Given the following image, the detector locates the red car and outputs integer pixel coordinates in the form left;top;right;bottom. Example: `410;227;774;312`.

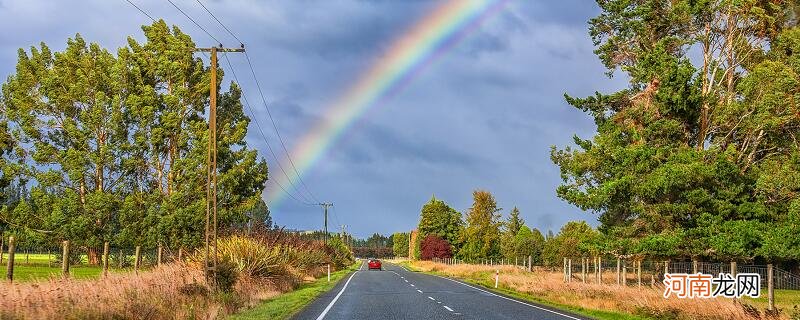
367;259;382;270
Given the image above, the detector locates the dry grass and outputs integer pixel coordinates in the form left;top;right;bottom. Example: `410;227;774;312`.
0;262;298;320
0;262;216;320
412;261;785;320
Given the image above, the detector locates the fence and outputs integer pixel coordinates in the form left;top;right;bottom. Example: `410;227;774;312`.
1;236;188;283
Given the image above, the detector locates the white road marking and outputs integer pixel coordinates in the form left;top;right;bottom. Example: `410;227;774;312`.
428;296;435;301
315;271;359;320
404;279;409;283
437;301;441;304
416;289;423;293
410;284;415;287
443;306;454;312
432;275;582;320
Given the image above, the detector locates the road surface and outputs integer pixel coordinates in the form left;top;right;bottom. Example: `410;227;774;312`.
292;261;590;320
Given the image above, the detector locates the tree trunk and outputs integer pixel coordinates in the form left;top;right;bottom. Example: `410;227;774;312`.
87;247;100;265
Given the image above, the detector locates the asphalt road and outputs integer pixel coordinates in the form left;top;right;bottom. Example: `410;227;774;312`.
292;261;591;320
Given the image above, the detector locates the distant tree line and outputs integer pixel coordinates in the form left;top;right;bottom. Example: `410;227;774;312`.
0;20;268;263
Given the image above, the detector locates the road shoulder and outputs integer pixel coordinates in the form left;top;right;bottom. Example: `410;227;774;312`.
228;262;360;320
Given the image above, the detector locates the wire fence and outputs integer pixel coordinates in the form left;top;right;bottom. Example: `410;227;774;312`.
0;237;189;282
427;256;800;291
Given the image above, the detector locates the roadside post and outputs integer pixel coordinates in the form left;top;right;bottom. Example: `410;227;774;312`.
495;269;499;288
328;264;331;282
6;236;15;282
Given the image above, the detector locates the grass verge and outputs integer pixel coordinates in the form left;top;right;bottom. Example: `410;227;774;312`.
228;262;360;320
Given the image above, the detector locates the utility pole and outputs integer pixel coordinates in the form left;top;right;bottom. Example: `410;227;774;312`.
196;44;245;287
318;202;333;244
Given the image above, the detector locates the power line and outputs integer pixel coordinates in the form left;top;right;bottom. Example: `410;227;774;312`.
123;0;156;22
121;0;322;207
166;0;224;45
194;0;244;45
243;52;321;203
221;53;316;206
190;0;321;204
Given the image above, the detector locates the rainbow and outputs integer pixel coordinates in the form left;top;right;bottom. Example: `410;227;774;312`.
266;0;510;206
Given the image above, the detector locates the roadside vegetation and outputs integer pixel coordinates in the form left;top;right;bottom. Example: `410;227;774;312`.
228;262;359;320
408;260;786;320
0;229;354;319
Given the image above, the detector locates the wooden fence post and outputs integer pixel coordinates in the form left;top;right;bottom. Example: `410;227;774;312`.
157;245;163;266
563;257;567;282
622;259;627;286
581;258;586;283
692;259;698;273
664;260;669;275
597;257;602;284
637;260;642;288
616;258;621;285
177;247;183;262
0;236;4;264
102;241;109;277
528;255;532;272
6;236;15;282
730;261;737;277
134;246;141;274
767;264;774;311
567;258;572;283
62;240;70;278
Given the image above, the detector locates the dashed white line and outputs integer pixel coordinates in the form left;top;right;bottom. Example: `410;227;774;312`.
404;279;409;283
416;289;423;293
428;296;435;301
410;284;415;287
443;306;454;312
432;275;582;320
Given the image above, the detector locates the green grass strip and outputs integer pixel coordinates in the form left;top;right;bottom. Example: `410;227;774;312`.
228;262;360;320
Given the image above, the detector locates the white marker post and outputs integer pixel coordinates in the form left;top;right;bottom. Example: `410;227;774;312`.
495;269;499;288
327;264;331;282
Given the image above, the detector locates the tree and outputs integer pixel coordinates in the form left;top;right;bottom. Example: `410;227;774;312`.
552;1;800;263
392;232;409;257
500;207;524;260
416;196;463;253
0;20;269;256
458;190;501;261
365;233;391;248
420;234;452;260
514;226;545;264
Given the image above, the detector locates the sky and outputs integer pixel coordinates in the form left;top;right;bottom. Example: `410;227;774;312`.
0;0;628;238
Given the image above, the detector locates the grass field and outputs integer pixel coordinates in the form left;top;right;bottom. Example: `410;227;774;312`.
743;289;800;313
228;262;361;320
1;252;139;282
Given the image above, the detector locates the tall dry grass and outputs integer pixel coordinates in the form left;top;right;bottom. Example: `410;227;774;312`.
0;263;217;320
412;260;782;320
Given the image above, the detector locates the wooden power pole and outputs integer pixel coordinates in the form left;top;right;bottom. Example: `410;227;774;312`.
196;45;245;287
318;202;333;244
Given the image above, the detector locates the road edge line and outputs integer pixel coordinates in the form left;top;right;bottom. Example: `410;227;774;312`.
431;274;583;320
315;270;359;320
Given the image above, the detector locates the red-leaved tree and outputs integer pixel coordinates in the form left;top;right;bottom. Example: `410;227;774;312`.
420;234;452;260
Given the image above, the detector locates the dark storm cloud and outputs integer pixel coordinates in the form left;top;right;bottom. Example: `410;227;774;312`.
0;0;627;238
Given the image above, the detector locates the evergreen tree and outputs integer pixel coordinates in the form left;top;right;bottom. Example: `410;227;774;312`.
416;196;463;253
500;207;523;260
392;232;409;257
458;190;501;261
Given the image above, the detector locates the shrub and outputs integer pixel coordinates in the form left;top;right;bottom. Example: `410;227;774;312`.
420;234;452;260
